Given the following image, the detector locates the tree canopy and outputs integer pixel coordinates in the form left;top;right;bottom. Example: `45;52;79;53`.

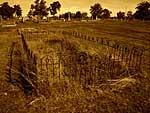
59;11;88;21
0;2;22;19
75;11;82;20
82;12;88;20
14;5;22;17
117;11;125;20
134;1;150;20
90;3;112;20
101;9;112;19
28;0;49;19
49;1;61;16
127;11;133;20
90;3;103;20
28;0;61;19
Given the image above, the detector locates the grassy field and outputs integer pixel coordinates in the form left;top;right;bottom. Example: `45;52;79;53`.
0;20;150;113
37;20;150;47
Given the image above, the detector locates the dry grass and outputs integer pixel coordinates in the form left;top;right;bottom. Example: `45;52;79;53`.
0;20;150;113
0;72;150;113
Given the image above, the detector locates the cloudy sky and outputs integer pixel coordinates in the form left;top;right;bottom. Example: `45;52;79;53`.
0;0;149;16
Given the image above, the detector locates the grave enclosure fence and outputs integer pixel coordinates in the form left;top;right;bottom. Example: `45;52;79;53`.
5;29;147;95
22;30;145;71
20;31;146;88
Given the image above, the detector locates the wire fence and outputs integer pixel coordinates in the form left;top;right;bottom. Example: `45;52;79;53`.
5;28;149;96
21;29;149;86
21;29;147;71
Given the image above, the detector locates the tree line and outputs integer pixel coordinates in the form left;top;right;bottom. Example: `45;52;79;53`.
0;0;149;21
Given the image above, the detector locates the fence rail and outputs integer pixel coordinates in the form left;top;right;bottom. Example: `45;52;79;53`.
16;29;150;94
21;29;147;71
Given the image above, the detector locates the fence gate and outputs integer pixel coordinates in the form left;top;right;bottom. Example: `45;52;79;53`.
40;52;61;85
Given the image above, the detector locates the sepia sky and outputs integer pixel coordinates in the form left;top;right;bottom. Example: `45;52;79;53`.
0;0;149;16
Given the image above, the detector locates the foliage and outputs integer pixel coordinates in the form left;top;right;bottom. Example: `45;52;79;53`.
64;12;74;20
117;11;125;20
49;1;61;16
90;3;103;20
82;12;88;19
59;12;88;21
27;4;34;18
0;2;15;19
75;11;82;20
134;1;150;20
101;9;112;19
0;2;22;19
127;11;133;20
28;0;49;19
13;5;22;17
64;12;70;20
59;12;69;20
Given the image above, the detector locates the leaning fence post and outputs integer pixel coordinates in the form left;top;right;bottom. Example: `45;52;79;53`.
96;37;99;43
120;46;124;63
133;47;138;68
101;38;104;45
138;53;143;70
138;48;144;70
129;48;134;68
40;58;43;76
88;36;90;41
106;40;110;47
124;47;128;67
114;42;119;61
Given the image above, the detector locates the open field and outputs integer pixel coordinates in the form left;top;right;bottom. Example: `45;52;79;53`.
24;20;150;73
0;20;150;113
37;20;150;47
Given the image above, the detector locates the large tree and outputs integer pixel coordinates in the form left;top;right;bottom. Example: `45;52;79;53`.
117;11;125;20
28;0;49;19
75;11;82;20
49;1;61;16
101;9;112;19
134;1;150;20
90;3;103;20
0;2;15;19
